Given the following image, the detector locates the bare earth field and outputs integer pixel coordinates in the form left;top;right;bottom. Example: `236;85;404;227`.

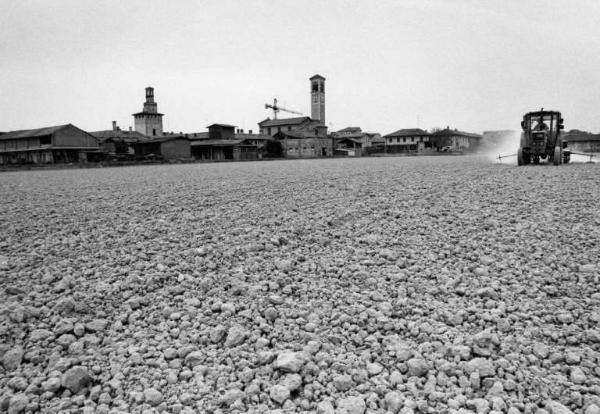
1;156;599;414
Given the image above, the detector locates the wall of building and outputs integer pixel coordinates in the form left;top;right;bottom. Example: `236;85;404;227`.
160;139;190;159
135;114;163;137
54;125;99;148
233;146;258;161
284;137;332;158
386;135;430;145
260;121;312;137
0;150;54;165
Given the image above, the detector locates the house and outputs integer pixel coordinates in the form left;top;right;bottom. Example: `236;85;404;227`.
273;130;333;158
90;121;148;158
431;127;482;152
564;130;600;153
383;128;432;153
0;124;100;165
332;126;384;155
133;136;191;160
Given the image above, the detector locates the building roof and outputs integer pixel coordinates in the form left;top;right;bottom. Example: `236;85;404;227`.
136;136;190;144
310;74;326;80
336;127;362;134
333;133;366;139
185;132;210;140
337;137;364;145
0;124;72;140
132;111;164;117
207;123;236;129
385;128;430;137
190;139;251;146
90;129;148;142
235;133;272;141
258;117;312;127
433;128;482;138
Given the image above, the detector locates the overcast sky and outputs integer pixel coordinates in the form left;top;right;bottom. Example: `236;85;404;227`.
1;0;599;135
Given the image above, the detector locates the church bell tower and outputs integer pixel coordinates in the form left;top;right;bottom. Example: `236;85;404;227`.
310;74;325;124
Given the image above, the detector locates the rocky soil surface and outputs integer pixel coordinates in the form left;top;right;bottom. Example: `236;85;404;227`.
0;156;599;414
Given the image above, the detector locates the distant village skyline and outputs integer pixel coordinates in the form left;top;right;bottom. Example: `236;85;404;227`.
2;1;600;134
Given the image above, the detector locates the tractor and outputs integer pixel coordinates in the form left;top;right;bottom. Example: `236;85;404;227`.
518;109;570;166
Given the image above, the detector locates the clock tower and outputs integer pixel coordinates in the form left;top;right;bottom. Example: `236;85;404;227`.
310;74;325;124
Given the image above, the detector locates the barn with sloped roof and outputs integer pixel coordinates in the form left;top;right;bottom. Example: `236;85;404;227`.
0;124;100;165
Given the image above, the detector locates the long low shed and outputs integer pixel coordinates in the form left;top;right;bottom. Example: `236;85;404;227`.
0;124;100;164
191;139;258;161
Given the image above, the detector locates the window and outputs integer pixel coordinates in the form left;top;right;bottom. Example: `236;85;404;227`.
268;127;271;135
40;135;51;145
277;127;281;133
288;126;291;131
312;83;318;92
153;128;156;136
397;138;400;143
403;137;406;143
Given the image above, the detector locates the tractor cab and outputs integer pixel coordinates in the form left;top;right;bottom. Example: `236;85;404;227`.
518;110;568;165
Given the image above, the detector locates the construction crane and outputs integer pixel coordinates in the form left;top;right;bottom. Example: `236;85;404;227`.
265;98;303;120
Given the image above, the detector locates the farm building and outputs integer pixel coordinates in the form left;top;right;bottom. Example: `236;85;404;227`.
273;130;333;158
564;130;600;154
191;139;258;161
133;136;191;160
0;124;100;165
234;132;273;157
90;121;148;159
431;127;482;152
383;128;431;154
188;123;272;161
335;137;364;157
332;127;384;151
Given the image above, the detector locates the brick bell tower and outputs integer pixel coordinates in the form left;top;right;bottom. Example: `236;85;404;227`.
133;87;164;137
310;74;325;125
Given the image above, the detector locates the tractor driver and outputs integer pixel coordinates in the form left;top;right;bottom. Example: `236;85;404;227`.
534;118;549;131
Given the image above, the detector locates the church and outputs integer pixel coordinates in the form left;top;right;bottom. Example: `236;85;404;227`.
258;75;327;138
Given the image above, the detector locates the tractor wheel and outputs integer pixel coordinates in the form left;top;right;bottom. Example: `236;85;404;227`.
553;147;562;165
517;148;524;166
